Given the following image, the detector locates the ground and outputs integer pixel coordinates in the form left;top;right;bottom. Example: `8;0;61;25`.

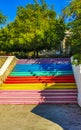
0;57;7;68
0;104;81;130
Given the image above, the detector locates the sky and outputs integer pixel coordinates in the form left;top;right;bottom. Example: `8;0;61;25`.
0;0;70;23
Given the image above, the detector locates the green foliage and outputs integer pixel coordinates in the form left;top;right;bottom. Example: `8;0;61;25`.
63;0;81;19
0;0;66;58
0;12;6;24
63;0;81;64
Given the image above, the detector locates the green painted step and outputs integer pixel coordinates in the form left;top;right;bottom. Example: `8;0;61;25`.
10;71;73;76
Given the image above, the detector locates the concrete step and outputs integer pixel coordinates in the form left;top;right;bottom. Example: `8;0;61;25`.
1;83;77;90
9;71;73;76
0;100;77;104
0;89;77;96
17;58;71;64
4;80;75;84
10;70;73;74
5;75;75;83
0;89;77;104
7;75;75;79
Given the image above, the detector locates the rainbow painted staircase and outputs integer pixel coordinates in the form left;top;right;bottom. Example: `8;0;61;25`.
0;58;77;104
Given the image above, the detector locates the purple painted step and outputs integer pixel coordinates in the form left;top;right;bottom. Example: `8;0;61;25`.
17;58;71;64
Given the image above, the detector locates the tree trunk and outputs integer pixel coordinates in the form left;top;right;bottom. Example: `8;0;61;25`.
33;50;36;58
36;50;38;58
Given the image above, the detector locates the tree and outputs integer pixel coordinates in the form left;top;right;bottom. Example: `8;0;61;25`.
63;0;81;64
0;11;6;24
0;11;7;54
8;1;56;57
0;0;66;58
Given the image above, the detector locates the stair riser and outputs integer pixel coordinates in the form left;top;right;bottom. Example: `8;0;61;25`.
17;58;71;64
9;73;73;76
0;89;77;94
0;94;77;97
10;72;73;75
13;67;72;71
4;81;75;84
1;86;76;90
15;63;71;66
13;67;72;69
7;75;74;79
0;101;77;105
15;63;71;65
5;78;75;81
0;98;77;101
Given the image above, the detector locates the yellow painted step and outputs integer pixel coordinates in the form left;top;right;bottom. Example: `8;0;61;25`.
0;83;77;90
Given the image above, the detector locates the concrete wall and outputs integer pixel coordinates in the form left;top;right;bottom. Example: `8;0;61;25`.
71;57;81;106
0;56;17;84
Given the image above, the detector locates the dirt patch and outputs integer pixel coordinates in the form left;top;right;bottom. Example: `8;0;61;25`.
0;57;7;68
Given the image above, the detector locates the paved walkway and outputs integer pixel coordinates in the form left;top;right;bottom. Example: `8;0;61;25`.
32;104;81;130
0;104;81;130
0;105;63;130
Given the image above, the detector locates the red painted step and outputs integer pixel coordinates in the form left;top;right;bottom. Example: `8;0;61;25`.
4;75;75;83
4;79;75;84
7;75;75;80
